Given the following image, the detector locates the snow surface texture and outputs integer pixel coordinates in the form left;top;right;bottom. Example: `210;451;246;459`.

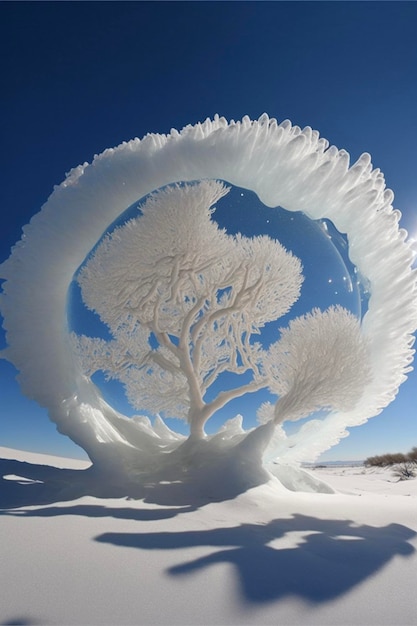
1;447;416;626
0;115;416;474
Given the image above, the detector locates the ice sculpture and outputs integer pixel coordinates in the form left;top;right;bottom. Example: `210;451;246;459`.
1;114;416;493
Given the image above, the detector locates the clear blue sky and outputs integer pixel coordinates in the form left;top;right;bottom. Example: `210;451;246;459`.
1;1;416;462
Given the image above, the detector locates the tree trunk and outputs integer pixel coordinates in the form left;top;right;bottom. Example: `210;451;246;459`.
189;416;206;440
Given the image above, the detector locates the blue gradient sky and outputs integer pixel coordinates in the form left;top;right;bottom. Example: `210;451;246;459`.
1;1;416;461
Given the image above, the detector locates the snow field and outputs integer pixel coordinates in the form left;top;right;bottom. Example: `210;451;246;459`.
1;448;416;625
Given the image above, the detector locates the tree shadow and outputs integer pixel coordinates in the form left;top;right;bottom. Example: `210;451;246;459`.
95;514;416;604
2;457;416;605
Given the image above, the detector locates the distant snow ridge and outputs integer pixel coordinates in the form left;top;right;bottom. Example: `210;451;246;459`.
0;114;416;493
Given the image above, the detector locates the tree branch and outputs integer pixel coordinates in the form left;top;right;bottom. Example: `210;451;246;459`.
206;379;266;416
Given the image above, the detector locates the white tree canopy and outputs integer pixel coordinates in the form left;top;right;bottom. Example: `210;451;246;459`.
267;306;372;423
74;180;305;436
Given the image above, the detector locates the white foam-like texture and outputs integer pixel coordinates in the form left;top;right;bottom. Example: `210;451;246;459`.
1;114;416;465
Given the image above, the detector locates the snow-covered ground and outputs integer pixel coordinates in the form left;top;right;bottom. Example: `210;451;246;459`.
1;446;416;626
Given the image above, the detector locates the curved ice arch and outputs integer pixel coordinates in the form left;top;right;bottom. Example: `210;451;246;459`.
1;114;416;465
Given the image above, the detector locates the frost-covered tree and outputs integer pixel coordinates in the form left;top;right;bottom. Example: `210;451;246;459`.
265;306;372;425
73;180;303;438
72;180;371;455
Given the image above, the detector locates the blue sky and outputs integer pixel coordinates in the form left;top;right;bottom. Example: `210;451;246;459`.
1;1;416;462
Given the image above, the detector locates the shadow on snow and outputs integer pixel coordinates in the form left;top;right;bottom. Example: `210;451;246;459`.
95;515;416;604
0;456;199;515
1;456;416;605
